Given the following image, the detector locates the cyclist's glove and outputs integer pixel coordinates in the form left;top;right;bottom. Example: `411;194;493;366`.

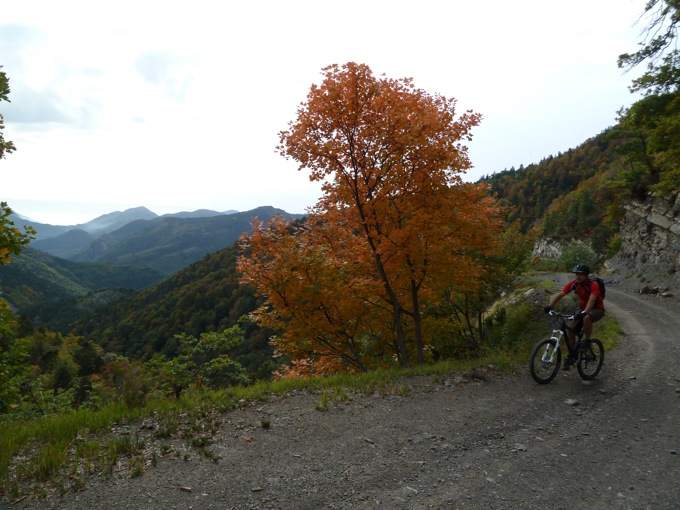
578;310;588;318
544;306;552;314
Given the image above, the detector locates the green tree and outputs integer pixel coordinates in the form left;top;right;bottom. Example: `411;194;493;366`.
0;67;35;412
0;67;34;263
0;304;30;413
558;241;599;272
618;0;680;95
145;324;250;400
615;1;680;194
430;221;535;353
613;92;680;195
0;66;16;159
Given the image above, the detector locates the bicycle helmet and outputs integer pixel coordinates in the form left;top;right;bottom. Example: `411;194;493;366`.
572;263;590;274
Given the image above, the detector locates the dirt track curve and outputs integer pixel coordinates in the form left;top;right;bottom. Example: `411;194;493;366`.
4;283;680;510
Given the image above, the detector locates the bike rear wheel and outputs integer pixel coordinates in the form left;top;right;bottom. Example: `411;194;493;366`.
577;339;604;380
529;338;562;384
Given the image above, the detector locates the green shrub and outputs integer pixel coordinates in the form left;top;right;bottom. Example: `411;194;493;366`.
606;232;622;258
557;241;598;272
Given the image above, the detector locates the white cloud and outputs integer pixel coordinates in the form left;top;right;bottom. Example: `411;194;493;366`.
1;0;648;224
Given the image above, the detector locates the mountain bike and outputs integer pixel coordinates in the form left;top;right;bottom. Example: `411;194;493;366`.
529;310;604;384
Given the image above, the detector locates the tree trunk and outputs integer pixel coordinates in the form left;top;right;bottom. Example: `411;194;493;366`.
411;278;424;365
391;300;410;366
356;202;411;365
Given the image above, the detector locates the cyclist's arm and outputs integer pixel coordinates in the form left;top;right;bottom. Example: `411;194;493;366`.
548;290;566;308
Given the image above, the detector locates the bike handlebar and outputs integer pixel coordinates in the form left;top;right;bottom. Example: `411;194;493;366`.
545;309;583;320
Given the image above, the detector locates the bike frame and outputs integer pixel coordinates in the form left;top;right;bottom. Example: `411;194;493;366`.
546;312;583;362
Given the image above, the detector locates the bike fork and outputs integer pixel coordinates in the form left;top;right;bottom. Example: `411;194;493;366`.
542;330;563;363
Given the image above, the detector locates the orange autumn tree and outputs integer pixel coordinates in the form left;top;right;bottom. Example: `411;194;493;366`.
238;212;387;374
239;62;503;372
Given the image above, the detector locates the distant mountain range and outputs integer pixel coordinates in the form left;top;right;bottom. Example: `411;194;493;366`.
12;206;303;275
1;205;305;322
14;206;240;241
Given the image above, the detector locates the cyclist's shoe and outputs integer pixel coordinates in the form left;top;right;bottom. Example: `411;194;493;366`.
562;357;574;371
579;340;591;352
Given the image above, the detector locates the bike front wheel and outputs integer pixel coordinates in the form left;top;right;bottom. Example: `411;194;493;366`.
529;338;562;384
577;339;604;380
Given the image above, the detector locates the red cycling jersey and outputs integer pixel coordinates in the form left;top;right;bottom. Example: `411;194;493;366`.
561;279;605;310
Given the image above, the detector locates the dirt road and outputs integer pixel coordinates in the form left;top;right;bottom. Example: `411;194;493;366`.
6;285;680;510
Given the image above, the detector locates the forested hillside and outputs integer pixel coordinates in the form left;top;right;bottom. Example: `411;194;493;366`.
70;243;276;379
484;89;680;256
0;247;162;317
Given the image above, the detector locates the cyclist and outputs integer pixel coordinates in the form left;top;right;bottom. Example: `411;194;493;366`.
544;264;605;370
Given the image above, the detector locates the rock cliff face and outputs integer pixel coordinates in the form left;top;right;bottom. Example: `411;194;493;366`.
532;238;564;259
606;192;680;290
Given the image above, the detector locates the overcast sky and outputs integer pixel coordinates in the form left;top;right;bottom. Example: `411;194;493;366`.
2;0;647;225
